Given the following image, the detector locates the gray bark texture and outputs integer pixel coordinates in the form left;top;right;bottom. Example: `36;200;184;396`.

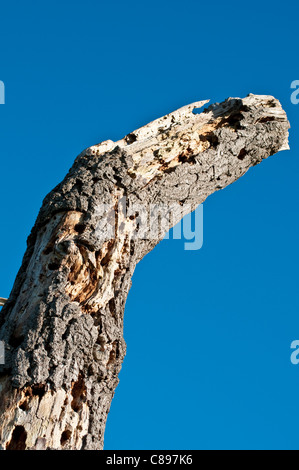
0;94;290;450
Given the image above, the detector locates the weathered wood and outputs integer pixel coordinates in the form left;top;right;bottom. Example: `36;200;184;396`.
0;94;289;450
0;298;7;307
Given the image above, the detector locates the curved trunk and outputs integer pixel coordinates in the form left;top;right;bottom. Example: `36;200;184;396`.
0;94;289;450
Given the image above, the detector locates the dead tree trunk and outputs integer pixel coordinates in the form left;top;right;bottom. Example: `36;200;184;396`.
0;94;289;450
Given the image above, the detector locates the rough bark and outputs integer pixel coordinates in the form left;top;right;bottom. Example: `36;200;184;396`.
0;94;289;450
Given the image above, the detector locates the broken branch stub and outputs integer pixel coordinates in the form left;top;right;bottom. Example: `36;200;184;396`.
0;94;290;450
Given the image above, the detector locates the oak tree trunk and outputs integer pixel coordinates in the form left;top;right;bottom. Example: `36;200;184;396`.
0;94;289;450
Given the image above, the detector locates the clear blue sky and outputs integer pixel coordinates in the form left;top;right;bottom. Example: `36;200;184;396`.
0;0;299;450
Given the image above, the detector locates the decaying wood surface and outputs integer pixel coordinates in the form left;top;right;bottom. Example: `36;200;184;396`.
0;94;290;450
